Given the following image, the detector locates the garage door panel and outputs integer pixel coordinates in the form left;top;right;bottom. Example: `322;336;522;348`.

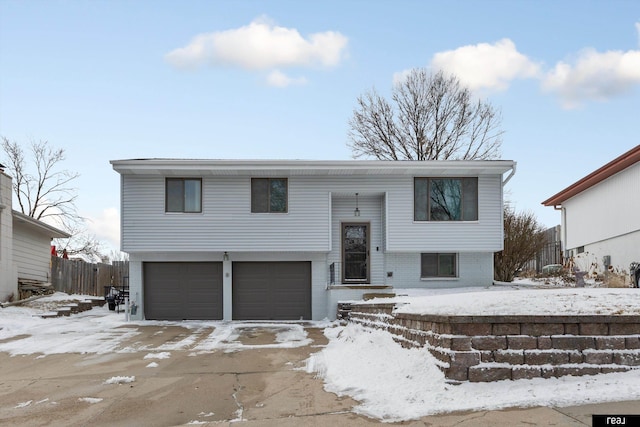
144;262;223;320
233;261;311;320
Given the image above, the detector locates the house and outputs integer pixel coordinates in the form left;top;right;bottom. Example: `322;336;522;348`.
542;144;640;276
110;159;516;321
0;169;70;301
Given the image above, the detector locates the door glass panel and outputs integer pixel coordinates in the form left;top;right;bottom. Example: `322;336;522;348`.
343;224;368;282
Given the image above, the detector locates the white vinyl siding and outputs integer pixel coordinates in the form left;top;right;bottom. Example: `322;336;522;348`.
386;175;504;252
13;224;51;282
563;162;640;250
121;174;504;253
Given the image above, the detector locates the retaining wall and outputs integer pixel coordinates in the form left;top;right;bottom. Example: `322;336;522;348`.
343;302;640;382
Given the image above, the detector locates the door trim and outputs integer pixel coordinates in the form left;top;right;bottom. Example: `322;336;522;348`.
341;222;370;284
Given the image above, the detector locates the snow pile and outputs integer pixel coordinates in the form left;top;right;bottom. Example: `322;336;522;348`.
308;323;640;421
104;376;135;385
143;352;171;359
78;397;103;404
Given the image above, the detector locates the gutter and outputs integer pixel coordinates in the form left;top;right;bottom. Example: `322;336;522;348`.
502;162;517;187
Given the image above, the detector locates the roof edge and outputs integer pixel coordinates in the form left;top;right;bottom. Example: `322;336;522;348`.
542;145;640;206
12;210;71;238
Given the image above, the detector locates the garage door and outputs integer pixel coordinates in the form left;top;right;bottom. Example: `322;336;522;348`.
232;262;311;320
144;262;223;320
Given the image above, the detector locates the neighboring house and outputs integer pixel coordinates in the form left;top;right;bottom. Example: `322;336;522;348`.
0;169;70;301
111;159;516;321
542;145;640;275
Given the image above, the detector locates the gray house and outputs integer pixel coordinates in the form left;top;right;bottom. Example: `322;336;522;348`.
0;169;70;301
111;159;516;321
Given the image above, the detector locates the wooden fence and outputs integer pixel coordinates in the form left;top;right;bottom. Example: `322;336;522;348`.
50;256;129;296
522;225;563;273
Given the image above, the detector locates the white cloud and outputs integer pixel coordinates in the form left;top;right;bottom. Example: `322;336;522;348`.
165;16;348;71
541;48;640;109
265;70;308;87
85;207;120;251
430;39;540;92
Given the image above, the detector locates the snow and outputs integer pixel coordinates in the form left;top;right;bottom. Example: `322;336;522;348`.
78;397;103;404
143;352;171;359
387;287;640;316
146;362;159;368
104;376;135;385
307;323;640;421
2;288;640;422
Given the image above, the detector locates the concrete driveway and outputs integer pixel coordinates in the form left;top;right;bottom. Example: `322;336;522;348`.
0;323;638;426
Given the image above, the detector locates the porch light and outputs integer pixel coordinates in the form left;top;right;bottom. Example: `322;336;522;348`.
354;193;360;217
223;251;229;261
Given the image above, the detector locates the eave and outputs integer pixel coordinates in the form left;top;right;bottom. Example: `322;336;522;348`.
110;158;516;177
542;145;640;207
12;210;71;239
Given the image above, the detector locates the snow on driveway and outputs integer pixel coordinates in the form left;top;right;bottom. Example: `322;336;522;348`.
0;294;315;356
2;286;640;422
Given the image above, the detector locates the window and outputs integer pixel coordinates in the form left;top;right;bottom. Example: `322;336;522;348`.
166;178;202;213
421;253;457;278
414;177;478;221
251;178;288;213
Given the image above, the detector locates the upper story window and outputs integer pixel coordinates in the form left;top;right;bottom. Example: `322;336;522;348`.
251;178;288;213
166;178;202;213
414;177;478;221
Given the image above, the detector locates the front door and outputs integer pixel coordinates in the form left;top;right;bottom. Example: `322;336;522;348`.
342;223;370;283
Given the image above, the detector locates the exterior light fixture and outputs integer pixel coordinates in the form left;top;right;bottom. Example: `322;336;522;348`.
354;193;360;217
223;251;229;261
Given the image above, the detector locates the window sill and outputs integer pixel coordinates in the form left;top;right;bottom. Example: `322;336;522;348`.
327;284;393;290
420;277;459;281
413;220;479;224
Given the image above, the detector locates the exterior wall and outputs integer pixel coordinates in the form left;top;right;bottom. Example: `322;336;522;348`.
581;231;640;274
0;172;17;301
329;194;385;284
121;175;332;253
129;251;329;321
383;252;494;289
386;175;504;252
119;162;509;320
13;223;52;282
121;174;505;254
562;162;640;271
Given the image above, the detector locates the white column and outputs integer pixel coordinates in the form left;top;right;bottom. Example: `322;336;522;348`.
223;259;232;320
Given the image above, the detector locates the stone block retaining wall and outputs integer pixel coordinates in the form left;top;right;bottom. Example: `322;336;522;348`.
341;302;640;382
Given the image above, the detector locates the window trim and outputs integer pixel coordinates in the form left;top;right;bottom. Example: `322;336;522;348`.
420;252;459;279
165;178;202;213
414;177;478;222
251;178;289;213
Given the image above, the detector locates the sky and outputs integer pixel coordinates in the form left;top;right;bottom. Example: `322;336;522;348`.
1;283;640;422
1;1;639;253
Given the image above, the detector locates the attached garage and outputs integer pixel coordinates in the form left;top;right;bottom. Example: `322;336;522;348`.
144;262;223;320
232;261;311;320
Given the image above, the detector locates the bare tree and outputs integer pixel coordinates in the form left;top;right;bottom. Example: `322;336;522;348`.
1;137;103;259
348;69;503;160
2;137;80;221
494;206;548;282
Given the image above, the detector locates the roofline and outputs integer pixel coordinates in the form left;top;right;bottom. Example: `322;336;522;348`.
12;210;71;238
110;158;516;175
542;145;640;207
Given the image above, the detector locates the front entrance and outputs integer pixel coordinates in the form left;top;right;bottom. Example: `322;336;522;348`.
342;223;370;283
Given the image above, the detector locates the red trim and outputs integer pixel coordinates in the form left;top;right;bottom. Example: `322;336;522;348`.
542;145;640;206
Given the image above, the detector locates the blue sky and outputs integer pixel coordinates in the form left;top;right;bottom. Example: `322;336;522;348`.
1;1;639;253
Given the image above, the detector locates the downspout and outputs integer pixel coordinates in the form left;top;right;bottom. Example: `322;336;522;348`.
502;162;517;187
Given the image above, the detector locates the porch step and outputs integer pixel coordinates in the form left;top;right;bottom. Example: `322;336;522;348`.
363;293;396;301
